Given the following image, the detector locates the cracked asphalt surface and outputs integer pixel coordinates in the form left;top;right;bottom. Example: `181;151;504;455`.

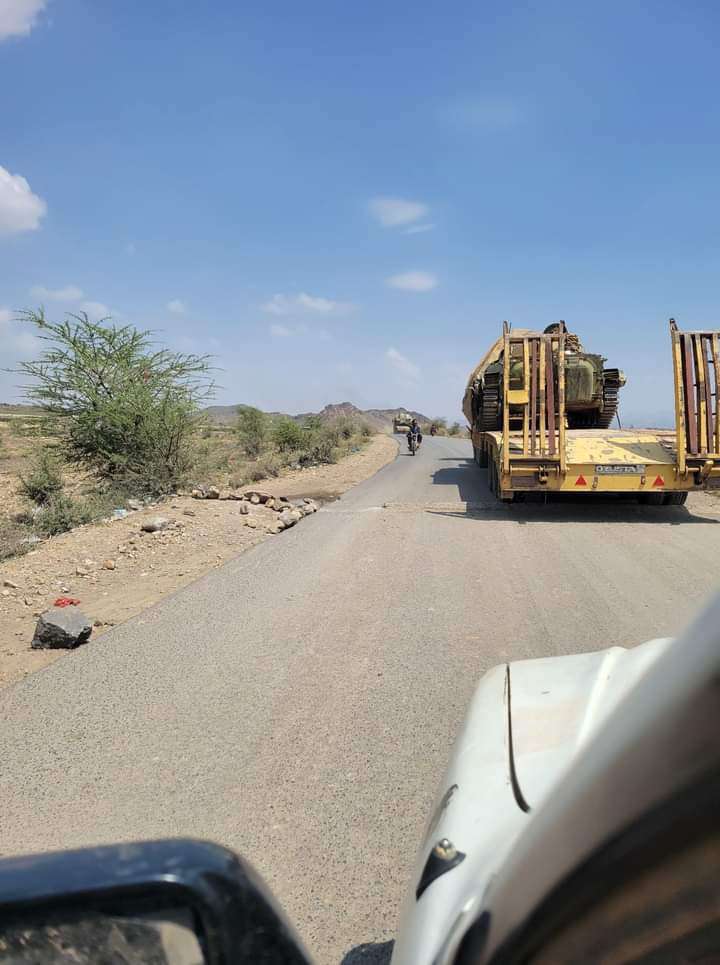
1;436;719;963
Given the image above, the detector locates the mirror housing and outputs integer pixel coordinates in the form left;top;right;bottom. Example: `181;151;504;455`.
0;838;310;964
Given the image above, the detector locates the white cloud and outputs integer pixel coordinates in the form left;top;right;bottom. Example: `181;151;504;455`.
30;284;84;302
28;286;115;322
0;165;47;234
296;292;340;313
386;270;438;292
167;298;186;314
80;300;111;320
270;323;293;337
0;0;48;41
269;322;310;338
386;347;420;382
369;197;429;228
261;292;352;316
262;294;291;316
0;307;40;355
404;223;435;235
26;285;116;320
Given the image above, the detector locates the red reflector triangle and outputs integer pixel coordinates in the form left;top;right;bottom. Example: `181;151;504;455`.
575;475;587;486
652;475;665;488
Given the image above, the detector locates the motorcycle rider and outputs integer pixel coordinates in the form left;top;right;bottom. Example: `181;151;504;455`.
407;419;423;450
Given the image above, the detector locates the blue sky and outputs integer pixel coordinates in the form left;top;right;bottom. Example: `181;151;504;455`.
2;0;720;423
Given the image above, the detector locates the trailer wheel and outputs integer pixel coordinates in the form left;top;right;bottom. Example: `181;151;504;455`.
663;492;688;506
479;444;488;468
488;459;498;496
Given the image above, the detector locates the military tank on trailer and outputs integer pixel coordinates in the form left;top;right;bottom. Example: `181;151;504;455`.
392;411;414;434
462;321;626;431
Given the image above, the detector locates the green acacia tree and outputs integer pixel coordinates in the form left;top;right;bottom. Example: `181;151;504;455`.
235;405;268;458
16;309;214;492
271;417;305;452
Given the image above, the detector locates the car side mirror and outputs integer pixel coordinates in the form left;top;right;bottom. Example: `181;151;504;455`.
0;839;310;964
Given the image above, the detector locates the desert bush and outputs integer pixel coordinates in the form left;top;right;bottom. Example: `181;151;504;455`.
359;421;374;439
0;518;31;561
333;416;356;441
448;422;462;436
300;415;323;431
272;417;305;452
8;417;45;438
17;309;214;493
236;406;268;458
248;454;281;481
293;422;344;465
18;449;64;505
33;494;93;537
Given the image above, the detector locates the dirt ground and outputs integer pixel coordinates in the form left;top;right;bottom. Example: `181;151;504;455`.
0;434;398;690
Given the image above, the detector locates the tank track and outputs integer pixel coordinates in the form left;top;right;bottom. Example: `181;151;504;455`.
478;374;502;431
596;369;622;429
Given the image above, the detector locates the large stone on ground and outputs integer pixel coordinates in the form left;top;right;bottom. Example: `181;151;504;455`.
32;609;93;650
278;509;303;529
141;517;170;533
244;490;273;503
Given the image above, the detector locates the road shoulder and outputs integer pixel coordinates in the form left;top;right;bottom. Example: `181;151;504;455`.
0;434;398;689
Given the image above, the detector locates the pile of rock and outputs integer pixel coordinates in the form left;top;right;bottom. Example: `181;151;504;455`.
188;486;319;533
270;498;318;533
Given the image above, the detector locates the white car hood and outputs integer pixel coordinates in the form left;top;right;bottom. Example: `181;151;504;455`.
391;636;672;965
510;638;673;810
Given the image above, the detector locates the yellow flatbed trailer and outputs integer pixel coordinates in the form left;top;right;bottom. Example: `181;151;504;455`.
471;320;720;503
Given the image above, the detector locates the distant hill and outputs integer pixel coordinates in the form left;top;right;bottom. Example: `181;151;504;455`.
204;404;248;425
204;402;430;431
364;407;430;430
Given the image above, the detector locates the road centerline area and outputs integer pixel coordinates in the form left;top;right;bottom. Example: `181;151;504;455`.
1;437;718;964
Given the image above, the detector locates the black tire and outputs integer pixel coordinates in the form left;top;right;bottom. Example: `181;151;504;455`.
639;492;665;506
479;444;489;468
488;459;498;497
663;492;688;506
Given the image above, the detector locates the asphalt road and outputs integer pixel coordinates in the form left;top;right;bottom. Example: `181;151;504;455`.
1;436;719;963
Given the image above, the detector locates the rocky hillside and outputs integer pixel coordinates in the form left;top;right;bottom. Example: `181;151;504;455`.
204;402;430;431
